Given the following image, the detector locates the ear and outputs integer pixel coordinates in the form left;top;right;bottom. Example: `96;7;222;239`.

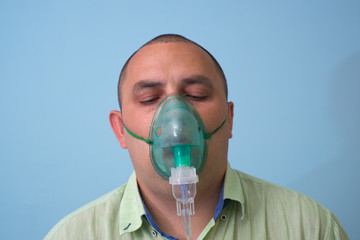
109;110;127;149
227;102;234;138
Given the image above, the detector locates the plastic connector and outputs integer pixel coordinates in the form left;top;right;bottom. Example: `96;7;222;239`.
169;166;199;185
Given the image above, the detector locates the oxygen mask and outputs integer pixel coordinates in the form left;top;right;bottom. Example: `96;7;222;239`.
124;92;226;240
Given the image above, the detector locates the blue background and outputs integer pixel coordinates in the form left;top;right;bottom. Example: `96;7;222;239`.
1;1;359;239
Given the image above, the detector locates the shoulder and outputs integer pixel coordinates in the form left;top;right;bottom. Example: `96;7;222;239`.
235;169;322;206
231;169;348;239
236;169;329;217
43;183;127;240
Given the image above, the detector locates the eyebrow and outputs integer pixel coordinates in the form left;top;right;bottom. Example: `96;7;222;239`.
133;80;164;93
132;74;214;94
180;75;214;90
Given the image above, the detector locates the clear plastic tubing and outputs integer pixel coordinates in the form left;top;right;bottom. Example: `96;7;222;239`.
181;184;191;240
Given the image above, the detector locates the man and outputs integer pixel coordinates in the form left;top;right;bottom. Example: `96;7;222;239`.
44;34;348;239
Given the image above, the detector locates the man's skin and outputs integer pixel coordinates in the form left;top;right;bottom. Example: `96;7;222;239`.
109;41;234;240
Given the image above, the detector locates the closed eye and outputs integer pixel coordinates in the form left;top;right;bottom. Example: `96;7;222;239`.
139;97;160;105
186;95;208;101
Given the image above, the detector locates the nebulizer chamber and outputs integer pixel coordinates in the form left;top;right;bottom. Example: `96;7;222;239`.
169;152;198;240
149;93;208;240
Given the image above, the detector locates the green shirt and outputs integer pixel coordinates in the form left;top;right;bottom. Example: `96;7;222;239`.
44;164;348;239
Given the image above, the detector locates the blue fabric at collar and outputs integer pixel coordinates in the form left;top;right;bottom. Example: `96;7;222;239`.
213;182;225;220
143;202;178;240
142;182;225;240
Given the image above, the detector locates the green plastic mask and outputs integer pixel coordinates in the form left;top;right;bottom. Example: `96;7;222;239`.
124;93;226;179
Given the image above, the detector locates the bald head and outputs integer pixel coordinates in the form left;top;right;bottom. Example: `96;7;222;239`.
117;34;228;109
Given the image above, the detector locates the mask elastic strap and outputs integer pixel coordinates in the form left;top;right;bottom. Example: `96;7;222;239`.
123;123;153;144
204;118;227;139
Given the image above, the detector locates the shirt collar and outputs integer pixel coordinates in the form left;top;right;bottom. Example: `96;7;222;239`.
223;163;246;219
143;179;226;240
119;163;246;236
119;172;146;236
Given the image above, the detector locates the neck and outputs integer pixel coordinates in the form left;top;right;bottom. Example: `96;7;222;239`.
138;171;225;240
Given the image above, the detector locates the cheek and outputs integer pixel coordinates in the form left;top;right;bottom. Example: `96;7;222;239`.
205;122;230;168
122;109;154;138
126;137;152;171
197;102;227;132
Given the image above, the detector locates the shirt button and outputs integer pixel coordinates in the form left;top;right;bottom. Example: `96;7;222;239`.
220;215;227;221
152;230;158;237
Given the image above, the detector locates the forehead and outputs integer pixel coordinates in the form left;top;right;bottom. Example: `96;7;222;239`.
123;42;221;87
